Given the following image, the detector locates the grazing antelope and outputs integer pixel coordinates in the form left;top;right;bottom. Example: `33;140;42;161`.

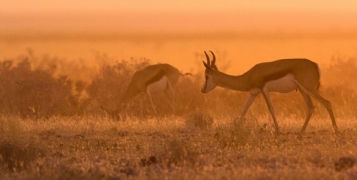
201;51;339;137
101;63;191;119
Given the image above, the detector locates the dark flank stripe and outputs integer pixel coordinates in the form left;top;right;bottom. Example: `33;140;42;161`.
144;69;166;87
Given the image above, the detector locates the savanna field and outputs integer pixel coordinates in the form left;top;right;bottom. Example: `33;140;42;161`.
1;36;357;179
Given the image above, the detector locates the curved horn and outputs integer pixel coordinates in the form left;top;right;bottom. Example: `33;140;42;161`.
210;51;216;66
204;51;211;66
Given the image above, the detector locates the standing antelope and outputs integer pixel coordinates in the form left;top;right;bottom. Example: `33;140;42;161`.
101;63;191;119
201;51;339;137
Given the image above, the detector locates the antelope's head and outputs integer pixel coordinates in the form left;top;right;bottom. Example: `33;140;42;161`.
201;51;218;93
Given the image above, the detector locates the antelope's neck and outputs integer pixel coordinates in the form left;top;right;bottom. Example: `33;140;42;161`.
117;88;141;109
213;71;250;91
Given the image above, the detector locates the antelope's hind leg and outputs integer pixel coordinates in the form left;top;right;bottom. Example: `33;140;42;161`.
298;89;314;137
294;80;339;136
262;88;280;135
310;91;339;135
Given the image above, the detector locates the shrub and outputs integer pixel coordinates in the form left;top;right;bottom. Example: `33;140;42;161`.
0;59;78;118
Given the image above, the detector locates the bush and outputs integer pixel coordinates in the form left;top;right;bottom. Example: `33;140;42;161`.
0;58;79;118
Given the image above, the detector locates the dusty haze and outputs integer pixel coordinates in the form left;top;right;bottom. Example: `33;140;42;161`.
1;2;357;178
1;1;357;75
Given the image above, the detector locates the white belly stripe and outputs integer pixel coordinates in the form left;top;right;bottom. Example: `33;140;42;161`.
146;76;169;94
264;74;298;93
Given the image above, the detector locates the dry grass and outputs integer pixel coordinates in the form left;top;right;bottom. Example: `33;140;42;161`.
1;53;357;179
0;115;356;179
185;111;214;129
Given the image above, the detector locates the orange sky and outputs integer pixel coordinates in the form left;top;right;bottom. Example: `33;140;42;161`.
1;0;357;33
1;0;357;77
2;0;357;13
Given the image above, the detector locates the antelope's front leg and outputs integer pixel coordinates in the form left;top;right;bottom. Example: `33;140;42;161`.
165;81;176;113
237;90;260;123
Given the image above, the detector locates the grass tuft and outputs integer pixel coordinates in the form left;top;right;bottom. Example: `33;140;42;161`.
184;111;214;129
214;122;251;148
0;140;44;172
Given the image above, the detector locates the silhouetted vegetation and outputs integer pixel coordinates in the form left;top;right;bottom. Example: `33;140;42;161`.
0;52;357;119
0;59;78;118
